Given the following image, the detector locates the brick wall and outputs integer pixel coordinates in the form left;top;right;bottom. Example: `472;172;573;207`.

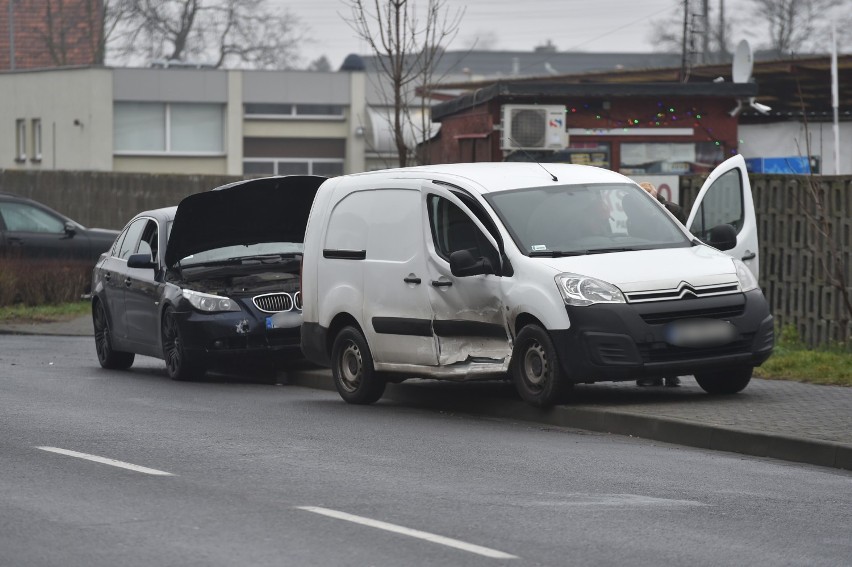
0;0;103;70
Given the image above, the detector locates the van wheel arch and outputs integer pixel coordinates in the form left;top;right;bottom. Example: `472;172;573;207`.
513;313;546;339
327;313;363;356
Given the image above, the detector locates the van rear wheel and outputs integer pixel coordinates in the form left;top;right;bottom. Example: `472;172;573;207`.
331;326;386;404
511;324;572;407
695;367;752;394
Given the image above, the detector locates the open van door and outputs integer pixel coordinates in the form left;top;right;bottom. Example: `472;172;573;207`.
686;154;759;280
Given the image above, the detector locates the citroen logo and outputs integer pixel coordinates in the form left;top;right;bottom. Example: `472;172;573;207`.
676;281;699;299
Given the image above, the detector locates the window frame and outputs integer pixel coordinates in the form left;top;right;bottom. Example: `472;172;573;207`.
113;102;225;156
31;118;42;162
15;119;27;162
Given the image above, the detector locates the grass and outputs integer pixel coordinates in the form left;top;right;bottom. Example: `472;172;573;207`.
0;301;90;323
754;326;852;386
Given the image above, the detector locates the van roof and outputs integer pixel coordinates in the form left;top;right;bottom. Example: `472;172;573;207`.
347;162;634;194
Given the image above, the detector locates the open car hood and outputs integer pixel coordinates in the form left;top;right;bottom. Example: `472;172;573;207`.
165;175;326;268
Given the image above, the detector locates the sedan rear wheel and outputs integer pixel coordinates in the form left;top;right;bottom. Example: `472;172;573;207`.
93;301;134;370
161;307;205;381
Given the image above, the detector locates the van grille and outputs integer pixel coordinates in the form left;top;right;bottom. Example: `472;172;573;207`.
253;293;294;313
625;281;740;304
640;304;746;325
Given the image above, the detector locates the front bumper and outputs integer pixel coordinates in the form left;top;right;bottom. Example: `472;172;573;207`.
174;306;302;362
553;289;774;383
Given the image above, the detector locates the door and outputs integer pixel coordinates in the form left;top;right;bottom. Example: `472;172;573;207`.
422;185;511;366
329;186;438;366
106;218;149;340
686;154;760;279
124;218;162;349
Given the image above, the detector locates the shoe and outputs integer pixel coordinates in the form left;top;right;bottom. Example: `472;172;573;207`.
664;376;681;387
637;377;663;387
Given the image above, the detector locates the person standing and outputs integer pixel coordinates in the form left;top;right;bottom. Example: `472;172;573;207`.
636;182;683;388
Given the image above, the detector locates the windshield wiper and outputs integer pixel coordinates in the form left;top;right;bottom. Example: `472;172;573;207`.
529;247;638;257
584;247;638;254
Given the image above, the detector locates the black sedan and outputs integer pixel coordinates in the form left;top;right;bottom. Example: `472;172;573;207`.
90;176;325;380
0;192;119;263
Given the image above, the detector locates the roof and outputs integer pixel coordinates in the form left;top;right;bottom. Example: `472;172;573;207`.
347;161;634;193
431;81;758;121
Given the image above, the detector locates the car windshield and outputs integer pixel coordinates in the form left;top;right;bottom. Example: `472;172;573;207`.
179;242;303;266
484;183;690;256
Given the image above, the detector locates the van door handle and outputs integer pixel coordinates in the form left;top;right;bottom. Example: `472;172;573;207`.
742;250;756;261
431;280;452;288
403;277;422;284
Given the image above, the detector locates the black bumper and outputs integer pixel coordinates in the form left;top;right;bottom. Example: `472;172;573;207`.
552;290;774;383
175;308;303;363
301;322;331;367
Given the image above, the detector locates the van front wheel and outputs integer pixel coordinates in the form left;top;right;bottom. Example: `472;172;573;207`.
695;366;752;394
331;326;386;404
511;324;572;407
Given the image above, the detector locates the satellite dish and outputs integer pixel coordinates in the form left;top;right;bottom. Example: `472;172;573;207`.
732;39;753;83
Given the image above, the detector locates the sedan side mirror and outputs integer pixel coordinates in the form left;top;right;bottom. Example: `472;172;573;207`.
127;252;157;270
449;249;494;277
707;224;738;251
63;222;77;238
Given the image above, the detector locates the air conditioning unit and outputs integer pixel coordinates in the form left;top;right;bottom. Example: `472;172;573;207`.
500;105;567;151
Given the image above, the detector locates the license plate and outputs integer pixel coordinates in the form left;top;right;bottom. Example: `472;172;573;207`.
664;319;737;348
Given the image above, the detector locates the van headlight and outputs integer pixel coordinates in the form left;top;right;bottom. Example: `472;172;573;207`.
182;289;241;313
555;273;626;306
733;258;759;292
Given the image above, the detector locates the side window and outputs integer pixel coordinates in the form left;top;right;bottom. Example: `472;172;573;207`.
427;195;497;265
118;218;147;260
0;202;65;233
136;219;159;262
689;169;744;239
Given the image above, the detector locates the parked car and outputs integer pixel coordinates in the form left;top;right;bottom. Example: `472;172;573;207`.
300;155;774;406
0;192;119;263
90;176;324;379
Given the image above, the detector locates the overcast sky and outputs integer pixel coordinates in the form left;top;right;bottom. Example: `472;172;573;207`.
280;0;762;69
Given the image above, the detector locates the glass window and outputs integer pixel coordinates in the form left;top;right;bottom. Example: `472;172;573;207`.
118;218;148;260
114;102;166;152
689;169;744;239
136;219;159;262
295;104;344;116
0;202;64;233
171;103;223;152
31;119;42;161
243;161;275;175
244;103;293;116
15;119;26;161
427;195;497;265
277;162;310;175
312;161;344;177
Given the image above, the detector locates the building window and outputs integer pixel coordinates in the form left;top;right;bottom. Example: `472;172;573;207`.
114;102;224;154
31;119;42;162
244;103;345;119
619;142;724;174
242;159;344;177
15;119;27;162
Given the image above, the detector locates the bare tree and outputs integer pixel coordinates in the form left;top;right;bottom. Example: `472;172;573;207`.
109;0;305;69
344;0;463;167
745;0;847;55
24;0;125;66
651;0;731;63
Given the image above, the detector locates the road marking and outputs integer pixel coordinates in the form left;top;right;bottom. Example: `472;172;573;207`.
36;447;174;476
297;506;517;560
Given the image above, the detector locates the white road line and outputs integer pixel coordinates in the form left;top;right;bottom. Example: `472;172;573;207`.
297;506;517;560
36;447;174;476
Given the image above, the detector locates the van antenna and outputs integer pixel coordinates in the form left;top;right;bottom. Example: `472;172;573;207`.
508;137;558;182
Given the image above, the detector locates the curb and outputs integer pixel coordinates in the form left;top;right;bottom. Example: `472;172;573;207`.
283;368;852;472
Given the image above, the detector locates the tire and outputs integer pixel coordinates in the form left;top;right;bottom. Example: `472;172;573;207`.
92;301;135;370
331;326;385;404
694;366;752;395
511;324;572;407
161;307;206;381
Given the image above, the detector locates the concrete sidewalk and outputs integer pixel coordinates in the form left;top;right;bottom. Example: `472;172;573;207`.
3;314;851;472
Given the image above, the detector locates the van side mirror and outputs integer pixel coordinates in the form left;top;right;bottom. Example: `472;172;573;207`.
449;249;494;277
127;252;157;270
707;224;738;251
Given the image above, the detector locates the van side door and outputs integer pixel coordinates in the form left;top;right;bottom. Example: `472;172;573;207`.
686;154;760;279
422;184;511;366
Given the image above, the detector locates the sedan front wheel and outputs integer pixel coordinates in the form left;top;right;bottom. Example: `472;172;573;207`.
161;307;205;381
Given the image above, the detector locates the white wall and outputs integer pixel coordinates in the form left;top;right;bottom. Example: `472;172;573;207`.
0;68;114;171
739;121;852;175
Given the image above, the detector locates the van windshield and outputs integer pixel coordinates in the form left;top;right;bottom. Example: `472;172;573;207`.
484;183;691;256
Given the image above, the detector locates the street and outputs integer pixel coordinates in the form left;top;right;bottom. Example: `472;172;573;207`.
2;335;851;566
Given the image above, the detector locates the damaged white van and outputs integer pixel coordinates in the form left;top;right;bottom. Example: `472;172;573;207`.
300;155;774;406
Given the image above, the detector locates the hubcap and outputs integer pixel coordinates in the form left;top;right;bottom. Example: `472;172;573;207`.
338;342;362;393
163;314;182;373
522;341;547;389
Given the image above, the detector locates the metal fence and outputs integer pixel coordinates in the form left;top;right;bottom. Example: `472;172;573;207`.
2;168;851;346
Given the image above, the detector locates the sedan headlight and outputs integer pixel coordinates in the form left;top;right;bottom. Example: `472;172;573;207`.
182;289;241;313
555;273;626;306
733;258;759;292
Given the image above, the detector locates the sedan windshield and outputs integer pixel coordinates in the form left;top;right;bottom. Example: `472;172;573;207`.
484;183;690;256
179;242;303;266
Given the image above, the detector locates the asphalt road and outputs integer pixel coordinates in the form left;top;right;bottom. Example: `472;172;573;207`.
2;335;851;566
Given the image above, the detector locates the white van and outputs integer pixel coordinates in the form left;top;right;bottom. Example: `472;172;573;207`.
300;155;774;406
